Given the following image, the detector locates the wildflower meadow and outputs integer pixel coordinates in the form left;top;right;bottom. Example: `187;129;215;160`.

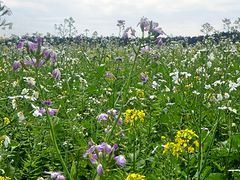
1;2;240;179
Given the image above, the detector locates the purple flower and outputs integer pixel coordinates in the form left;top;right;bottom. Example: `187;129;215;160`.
138;17;150;32
83;146;95;158
16;40;24;49
105;71;115;80
43;49;51;58
28;41;38;51
33;108;46;117
90;153;98;164
112;144;119;151
51;172;61;179
23;58;45;68
52;68;61;81
12;60;21;71
42;100;52;106
140;72;149;83
156;37;163;46
107;109;118;117
114;155;126;167
97;164;103;176
36;37;43;46
48;108;58;116
118;117;123;125
56;175;65;180
97;113;108;121
44;171;65;180
141;46;151;54
50;51;57;64
98;142;112;154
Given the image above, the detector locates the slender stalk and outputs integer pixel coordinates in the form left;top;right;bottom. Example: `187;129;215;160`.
35;67;72;179
46;115;73;180
107;40;141;142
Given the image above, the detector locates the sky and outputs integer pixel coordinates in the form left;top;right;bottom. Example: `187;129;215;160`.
0;0;240;37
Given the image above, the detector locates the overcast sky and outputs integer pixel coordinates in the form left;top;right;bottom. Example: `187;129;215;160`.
1;0;240;37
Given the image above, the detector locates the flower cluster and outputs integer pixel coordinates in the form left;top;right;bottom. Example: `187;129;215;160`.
13;37;61;82
97;108;123;124
163;129;199;157
83;142;126;176
3;117;10;125
44;171;65;180
125;109;145;125
0;176;11;180
32;100;58;117
125;173;145;180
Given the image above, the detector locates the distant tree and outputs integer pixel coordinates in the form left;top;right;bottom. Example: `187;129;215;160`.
117;20;125;37
200;22;215;35
0;1;12;30
92;31;98;39
84;29;89;37
222;18;232;32
54;17;77;37
232;17;240;32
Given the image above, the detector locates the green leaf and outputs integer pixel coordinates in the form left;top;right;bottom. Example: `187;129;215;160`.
206;173;226;180
70;161;76;178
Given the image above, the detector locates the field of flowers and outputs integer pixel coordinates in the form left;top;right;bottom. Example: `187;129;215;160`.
0;18;240;180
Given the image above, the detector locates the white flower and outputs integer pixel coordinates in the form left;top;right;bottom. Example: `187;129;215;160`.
216;94;223;102
204;84;212;90
212;80;224;87
224;93;230;99
164;86;170;92
23;77;36;87
31;91;39;101
229;81;239;92
21;88;29;95
180;72;191;78
206;61;212;68
17;111;25;121
3;135;10;148
12;99;17;109
228;107;237;114
170;70;180;85
192;90;200;95
152;81;158;89
208;53;215;61
149;95;156;100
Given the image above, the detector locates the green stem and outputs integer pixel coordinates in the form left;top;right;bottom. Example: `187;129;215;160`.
46;115;73;180
107;40;141;142
35;67;72;179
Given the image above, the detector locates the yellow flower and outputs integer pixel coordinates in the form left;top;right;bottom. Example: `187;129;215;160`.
3;117;10;125
0;176;11;180
187;146;195;153
125;173;145;180
136;89;144;98
163;129;199;157
125;109;145;125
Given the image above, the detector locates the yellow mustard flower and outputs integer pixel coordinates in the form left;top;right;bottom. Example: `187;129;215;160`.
0;176;11;180
3;117;10;125
125;109;145;125
125;173;145;180
163;129;199;157
136;89;144;98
